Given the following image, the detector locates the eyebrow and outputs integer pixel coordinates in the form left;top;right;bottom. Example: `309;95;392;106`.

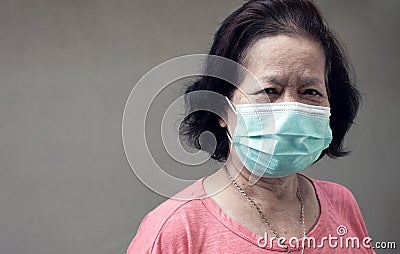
259;75;324;87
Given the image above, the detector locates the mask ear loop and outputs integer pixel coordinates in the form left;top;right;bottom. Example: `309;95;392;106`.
224;96;237;144
225;96;237;114
225;97;265;186
224;97;242;184
226;130;233;143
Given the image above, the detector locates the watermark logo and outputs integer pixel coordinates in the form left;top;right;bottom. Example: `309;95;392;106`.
257;225;396;250
122;54;273;199
336;225;348;236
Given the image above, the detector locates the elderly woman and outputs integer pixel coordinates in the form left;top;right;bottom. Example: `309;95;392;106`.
128;0;374;253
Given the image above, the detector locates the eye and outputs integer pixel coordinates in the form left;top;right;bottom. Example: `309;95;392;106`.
264;87;278;94
302;89;322;96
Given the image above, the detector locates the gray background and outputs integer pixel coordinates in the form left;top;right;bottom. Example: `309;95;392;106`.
0;0;399;253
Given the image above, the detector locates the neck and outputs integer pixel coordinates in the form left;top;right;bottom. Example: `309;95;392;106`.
225;156;301;212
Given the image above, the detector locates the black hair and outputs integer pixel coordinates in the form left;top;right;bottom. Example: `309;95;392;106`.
180;0;361;162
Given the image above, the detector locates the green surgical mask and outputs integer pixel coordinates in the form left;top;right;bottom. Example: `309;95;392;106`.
226;98;333;183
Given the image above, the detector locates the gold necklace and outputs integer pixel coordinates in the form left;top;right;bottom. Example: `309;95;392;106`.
225;167;305;254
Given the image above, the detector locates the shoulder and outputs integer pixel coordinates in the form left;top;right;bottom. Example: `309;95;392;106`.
307;175;358;206
127;179;208;254
303;175;371;238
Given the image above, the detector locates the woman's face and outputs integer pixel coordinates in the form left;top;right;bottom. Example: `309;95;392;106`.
222;35;330;174
232;34;329;107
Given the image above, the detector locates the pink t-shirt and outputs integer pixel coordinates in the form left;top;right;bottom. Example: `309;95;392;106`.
127;174;374;253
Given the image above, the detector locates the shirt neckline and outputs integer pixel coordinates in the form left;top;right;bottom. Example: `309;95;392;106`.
199;173;327;251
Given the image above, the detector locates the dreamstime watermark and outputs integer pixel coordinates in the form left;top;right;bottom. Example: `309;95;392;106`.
122;54;273;199
257;225;396;250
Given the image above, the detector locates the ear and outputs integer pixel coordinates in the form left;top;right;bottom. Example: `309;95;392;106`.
218;117;227;128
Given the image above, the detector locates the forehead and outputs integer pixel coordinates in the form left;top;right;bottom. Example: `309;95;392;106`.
243;35;326;80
